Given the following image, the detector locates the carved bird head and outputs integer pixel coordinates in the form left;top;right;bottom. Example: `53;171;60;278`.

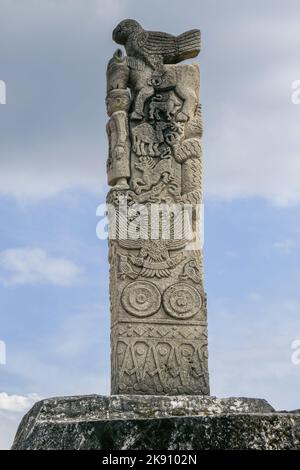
113;19;142;45
140;240;169;262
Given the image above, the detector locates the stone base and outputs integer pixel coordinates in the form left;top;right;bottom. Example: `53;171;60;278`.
12;395;300;450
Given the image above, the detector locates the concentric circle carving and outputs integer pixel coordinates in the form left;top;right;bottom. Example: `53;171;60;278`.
163;282;201;319
121;281;161;317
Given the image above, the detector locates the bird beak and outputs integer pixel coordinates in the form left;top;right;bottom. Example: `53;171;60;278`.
112;25;120;41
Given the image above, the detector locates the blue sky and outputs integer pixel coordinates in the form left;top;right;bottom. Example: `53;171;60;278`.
1;0;300;449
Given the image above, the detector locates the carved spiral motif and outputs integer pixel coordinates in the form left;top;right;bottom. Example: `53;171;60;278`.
163;282;202;319
121;281;161;317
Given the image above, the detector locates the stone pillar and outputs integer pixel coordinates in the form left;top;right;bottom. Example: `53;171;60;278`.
106;19;209;395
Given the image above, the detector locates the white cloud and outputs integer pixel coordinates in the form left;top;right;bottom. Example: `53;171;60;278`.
247;292;263;302
0;248;82;286
94;0;128;22
225;250;237;258
272;239;294;254
2;304;110;400
209;296;300;410
202;9;300;206
0;393;40;450
1;0;300;204
51;310;102;358
0;137;106;201
0;392;40;412
0;304;109;450
0;411;23;450
205;105;300;206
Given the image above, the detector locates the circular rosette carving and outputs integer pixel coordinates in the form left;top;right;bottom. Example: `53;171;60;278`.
163;283;202;319
121;281;161;317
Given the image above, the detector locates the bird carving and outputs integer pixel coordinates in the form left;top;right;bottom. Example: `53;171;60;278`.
117;239;186;278
118;254;139;280
118;239;186;261
180;259;202;284
112;19;200;69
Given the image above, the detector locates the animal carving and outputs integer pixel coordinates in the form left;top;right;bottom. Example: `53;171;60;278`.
133;156;174;194
130;64;199;121
131;122;163;157
149;93;182;121
112;19;200;69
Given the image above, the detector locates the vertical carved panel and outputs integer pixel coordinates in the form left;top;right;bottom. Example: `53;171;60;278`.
106;20;209;395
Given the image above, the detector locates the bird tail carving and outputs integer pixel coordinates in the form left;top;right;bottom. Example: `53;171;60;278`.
176;29;201;62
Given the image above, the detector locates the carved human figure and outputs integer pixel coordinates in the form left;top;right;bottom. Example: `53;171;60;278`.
106;89;131;188
107;49;130;92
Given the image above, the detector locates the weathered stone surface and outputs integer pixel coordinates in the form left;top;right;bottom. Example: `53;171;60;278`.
11;395;299;450
107;19;209;396
13;414;300;450
13;394;300;450
13;394;274;423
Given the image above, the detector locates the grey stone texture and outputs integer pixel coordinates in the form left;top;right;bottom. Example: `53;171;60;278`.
106;19;208;396
12;395;300;450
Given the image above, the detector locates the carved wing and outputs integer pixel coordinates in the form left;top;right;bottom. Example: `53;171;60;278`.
141;29;200;63
176;29;201;61
141;31;178;57
166;209;196;250
166;239;187;250
118;239;143;250
114;209;144;249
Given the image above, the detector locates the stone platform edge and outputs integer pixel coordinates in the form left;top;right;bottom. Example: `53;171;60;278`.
11;394;300;450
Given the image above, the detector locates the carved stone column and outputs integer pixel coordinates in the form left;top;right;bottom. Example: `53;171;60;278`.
106;19;209;395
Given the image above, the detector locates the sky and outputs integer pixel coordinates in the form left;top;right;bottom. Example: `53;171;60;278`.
1;0;300;449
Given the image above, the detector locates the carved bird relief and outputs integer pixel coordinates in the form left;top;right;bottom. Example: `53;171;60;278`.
117;239;186;278
113;19;201;69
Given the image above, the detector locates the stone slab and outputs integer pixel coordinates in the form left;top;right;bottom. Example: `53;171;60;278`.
12;394;300;450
